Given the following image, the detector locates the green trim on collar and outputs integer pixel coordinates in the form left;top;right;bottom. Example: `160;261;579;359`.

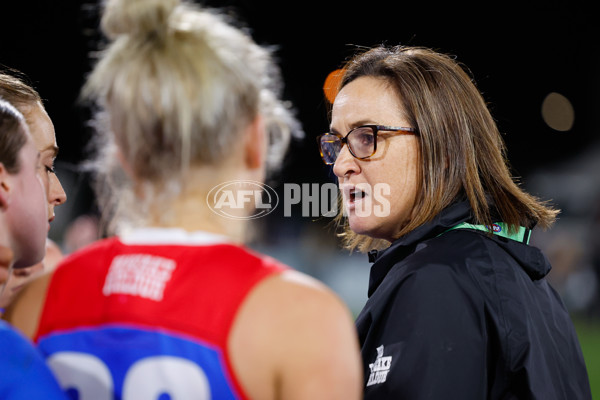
445;222;530;244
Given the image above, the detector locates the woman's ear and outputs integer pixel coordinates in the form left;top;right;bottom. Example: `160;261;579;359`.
0;163;11;210
244;115;266;170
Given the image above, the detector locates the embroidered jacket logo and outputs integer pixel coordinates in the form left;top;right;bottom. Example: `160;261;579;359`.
367;345;392;386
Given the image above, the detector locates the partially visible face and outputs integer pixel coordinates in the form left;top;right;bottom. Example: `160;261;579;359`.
6;130;48;269
332;76;420;241
26;103;67;223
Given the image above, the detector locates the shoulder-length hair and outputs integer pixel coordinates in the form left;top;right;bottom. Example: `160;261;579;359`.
334;46;558;252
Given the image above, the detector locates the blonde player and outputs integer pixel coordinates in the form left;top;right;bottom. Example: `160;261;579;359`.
8;1;362;399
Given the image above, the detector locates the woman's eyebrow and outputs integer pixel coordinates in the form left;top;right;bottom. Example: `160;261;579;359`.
41;144;59;158
330;119;377;135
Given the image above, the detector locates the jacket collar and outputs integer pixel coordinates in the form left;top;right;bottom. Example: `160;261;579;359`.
367;201;473;297
366;200;551;298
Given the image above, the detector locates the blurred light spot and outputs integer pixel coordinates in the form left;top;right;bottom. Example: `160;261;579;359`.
541;92;575;132
323;69;344;104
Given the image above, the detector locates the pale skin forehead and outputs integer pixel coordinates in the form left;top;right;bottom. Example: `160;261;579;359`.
331;77;405;131
25;102;58;158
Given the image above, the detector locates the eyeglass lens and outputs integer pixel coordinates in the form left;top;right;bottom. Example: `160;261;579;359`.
319;126;376;164
347;127;375;159
319;135;342;164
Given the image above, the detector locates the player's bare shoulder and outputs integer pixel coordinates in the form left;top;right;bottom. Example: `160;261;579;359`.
4;271;54;339
229;269;362;400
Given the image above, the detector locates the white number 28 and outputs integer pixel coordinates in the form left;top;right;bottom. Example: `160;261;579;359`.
48;352;211;399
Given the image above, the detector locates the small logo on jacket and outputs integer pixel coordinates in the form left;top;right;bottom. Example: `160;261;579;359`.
366;345;392;386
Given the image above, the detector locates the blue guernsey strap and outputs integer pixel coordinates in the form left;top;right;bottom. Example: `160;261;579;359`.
446;222;531;244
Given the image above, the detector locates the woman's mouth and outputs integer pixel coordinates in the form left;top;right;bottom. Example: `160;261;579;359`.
349;188;366;202
343;184;368;211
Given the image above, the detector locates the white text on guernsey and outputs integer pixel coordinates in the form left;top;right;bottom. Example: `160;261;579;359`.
103;254;176;301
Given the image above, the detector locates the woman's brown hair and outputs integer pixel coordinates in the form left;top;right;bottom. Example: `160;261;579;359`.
334;46;558;252
0;71;43;124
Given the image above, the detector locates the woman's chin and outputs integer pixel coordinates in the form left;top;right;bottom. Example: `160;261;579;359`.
348;216;378;238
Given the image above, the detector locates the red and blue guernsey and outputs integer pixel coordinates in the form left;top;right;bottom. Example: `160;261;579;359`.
35;228;287;399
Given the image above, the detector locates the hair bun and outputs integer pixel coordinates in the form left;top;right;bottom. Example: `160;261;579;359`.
101;0;179;40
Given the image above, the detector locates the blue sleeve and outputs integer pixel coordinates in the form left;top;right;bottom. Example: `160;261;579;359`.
367;264;488;399
0;322;67;399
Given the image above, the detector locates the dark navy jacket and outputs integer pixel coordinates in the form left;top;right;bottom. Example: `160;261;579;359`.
356;201;591;399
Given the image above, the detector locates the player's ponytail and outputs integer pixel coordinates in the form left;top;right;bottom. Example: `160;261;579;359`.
82;0;300;233
101;0;179;41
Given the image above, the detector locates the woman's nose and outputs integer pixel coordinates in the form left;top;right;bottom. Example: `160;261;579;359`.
333;145;360;179
50;173;67;206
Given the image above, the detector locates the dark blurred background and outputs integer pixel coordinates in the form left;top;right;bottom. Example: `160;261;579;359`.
2;1;598;175
2;1;599;378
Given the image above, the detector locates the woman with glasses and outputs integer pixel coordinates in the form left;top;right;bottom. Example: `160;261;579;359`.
8;0;362;398
318;46;591;399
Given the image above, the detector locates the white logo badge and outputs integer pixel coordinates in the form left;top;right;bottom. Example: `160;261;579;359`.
366;345;392;387
206;180;278;220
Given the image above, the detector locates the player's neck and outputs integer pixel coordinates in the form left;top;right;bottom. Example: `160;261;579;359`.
149;199;247;242
144;164;261;243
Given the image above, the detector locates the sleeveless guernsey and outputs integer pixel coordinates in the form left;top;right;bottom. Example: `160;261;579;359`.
35;229;286;399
